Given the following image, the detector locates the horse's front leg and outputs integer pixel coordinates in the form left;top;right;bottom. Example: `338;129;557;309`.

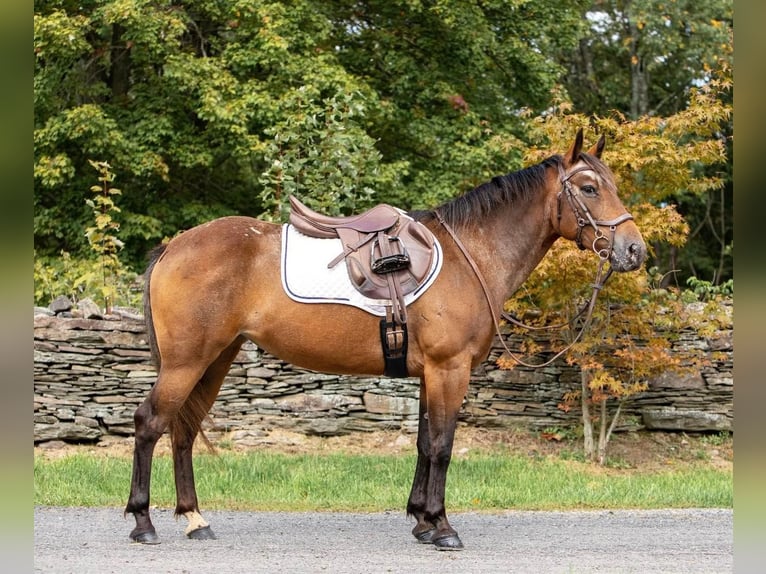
418;362;470;550
407;379;435;542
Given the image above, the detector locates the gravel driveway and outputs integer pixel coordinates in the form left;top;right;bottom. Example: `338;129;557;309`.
34;506;732;573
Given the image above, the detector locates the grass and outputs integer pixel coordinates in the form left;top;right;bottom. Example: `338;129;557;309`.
34;450;732;511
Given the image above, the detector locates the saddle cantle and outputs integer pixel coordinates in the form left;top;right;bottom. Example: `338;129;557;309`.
288;195;439;377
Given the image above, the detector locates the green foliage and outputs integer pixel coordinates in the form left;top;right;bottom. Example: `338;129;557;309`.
33;251;141;309
84;160;124;311
33;161;140;309
34;0;588;271
700;431;731;447
685;276;733;301
258;89;394;220
562;0;732;118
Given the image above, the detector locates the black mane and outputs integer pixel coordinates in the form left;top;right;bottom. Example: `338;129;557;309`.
410;151;613;229
416;155;561;229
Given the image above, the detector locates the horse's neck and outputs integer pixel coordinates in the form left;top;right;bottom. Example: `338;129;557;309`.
452;199;557;309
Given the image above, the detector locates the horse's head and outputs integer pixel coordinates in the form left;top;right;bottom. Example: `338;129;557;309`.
554;130;646;272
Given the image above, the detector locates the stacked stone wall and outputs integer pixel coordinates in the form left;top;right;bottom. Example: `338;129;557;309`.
33;305;732;444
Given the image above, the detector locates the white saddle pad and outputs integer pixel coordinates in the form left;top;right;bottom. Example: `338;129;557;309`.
280;224;443;316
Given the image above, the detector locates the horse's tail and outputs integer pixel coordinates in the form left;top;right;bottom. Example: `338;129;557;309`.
143;244;166;369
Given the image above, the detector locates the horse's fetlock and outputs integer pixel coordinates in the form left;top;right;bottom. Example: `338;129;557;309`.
125;497;149;515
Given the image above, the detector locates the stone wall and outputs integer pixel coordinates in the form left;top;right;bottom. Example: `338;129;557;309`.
33;304;732;444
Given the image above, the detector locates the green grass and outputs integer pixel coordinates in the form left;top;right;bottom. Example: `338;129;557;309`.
34;451;732;511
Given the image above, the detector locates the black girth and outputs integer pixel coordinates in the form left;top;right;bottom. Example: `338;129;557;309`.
380;308;408;377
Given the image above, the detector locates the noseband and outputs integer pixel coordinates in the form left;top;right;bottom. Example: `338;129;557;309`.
557;163;634;259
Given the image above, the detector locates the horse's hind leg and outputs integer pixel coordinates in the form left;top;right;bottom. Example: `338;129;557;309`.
172;337;244;540
125;364;207;544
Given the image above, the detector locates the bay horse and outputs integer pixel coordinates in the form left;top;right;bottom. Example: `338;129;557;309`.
125;130;646;549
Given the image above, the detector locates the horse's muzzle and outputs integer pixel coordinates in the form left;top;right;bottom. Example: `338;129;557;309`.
610;234;647;272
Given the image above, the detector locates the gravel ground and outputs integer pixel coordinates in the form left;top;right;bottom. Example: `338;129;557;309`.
34;507;732;573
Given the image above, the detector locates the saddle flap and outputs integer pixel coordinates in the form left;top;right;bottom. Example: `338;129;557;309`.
338;218;436;300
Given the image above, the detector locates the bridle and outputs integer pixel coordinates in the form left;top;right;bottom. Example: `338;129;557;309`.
434;159;636;369
556;162;635;256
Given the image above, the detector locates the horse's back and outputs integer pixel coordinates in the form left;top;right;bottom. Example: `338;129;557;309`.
160;216;279;255
148;217;279;336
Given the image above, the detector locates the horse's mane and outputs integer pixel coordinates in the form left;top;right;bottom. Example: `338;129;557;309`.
412;152;611;229
411;155;557;229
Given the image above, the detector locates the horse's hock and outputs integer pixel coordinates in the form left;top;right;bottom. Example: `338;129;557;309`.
33;302;732;444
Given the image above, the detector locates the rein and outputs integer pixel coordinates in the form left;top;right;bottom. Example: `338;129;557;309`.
433;162;633;369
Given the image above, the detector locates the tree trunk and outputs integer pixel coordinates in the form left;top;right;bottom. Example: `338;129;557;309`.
581;369;594;460
110;23;131;103
628;22;649;118
597;398;607;464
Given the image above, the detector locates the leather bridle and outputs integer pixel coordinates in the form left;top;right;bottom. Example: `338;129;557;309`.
434;160;636;369
556;162;635;258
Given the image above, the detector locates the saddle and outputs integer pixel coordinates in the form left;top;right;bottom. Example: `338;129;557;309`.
288;195;438;377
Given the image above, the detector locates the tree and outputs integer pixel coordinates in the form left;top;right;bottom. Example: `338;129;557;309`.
556;0;734;286
560;0;732;118
34;0;588;276
499;62;731;463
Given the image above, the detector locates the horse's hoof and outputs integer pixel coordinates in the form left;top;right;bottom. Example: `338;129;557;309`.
432;533;464;551
130;529;160;545
414;528;436;543
187;525;216;540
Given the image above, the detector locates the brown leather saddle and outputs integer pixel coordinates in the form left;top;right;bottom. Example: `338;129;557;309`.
288;195;438;377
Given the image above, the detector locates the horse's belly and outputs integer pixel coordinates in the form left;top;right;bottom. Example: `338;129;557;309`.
242;306;389;376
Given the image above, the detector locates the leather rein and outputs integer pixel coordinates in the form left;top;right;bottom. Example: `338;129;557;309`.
434;161;634;369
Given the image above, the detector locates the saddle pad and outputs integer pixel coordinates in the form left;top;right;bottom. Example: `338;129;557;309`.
281;224;443;316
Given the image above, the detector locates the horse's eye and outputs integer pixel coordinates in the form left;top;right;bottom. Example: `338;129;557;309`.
581;184;597;197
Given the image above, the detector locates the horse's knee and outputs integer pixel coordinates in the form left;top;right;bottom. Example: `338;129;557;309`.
133;400;149;427
133;401;155;435
431;444;453;469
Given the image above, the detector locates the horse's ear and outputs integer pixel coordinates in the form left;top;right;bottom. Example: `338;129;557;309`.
587;135;606;159
566;129;584;165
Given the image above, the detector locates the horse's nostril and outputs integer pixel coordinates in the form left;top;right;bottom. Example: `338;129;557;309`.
627;241;647;264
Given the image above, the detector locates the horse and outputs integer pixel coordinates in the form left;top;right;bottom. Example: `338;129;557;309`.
125;130;646;549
